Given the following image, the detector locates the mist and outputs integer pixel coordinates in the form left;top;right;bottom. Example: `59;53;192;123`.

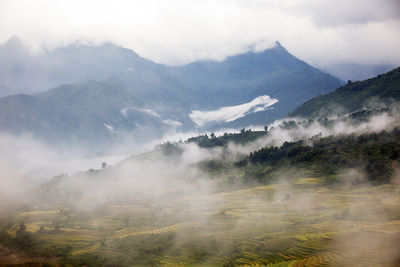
1;105;398;206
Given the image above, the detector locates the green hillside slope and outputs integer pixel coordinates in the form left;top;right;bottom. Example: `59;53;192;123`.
290;66;400;118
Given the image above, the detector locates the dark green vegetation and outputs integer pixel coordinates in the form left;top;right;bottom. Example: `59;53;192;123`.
161;107;400;185
269;135;394;181
177;129;400;186
187;129;267;148
291;66;400;118
0;40;342;146
245;128;400;183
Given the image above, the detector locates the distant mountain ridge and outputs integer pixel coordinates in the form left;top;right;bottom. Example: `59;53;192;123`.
0;37;154;96
0;38;343;147
290;66;400;118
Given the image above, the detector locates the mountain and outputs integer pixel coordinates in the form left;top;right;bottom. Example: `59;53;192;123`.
0;37;158;96
167;42;342;128
0;39;343;146
322;63;396;82
290;66;400;118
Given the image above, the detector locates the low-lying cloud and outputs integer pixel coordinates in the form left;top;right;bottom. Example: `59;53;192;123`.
189;95;278;127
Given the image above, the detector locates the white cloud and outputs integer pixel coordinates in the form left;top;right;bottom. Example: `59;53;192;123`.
120;107;160;118
189;95;278;127
0;0;399;68
140;108;161;118
162;119;183;127
103;123;114;132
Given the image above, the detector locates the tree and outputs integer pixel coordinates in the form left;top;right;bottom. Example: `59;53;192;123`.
38;225;45;233
54;223;61;233
102;162;107;169
16;222;26;238
15;222;34;249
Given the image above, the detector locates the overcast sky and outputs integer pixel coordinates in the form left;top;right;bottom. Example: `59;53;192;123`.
1;0;400;68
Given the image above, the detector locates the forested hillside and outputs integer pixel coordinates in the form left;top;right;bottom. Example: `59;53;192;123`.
290;66;400;118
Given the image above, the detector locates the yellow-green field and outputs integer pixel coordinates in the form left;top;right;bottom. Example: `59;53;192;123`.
1;179;400;266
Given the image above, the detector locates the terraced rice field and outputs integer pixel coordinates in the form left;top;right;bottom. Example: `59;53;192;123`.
0;180;399;266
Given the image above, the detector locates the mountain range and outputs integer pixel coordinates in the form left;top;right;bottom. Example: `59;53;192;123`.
0;38;343;148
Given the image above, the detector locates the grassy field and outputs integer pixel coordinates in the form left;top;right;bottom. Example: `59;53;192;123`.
1;178;400;266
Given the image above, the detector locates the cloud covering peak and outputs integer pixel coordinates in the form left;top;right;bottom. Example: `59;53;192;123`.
0;0;399;69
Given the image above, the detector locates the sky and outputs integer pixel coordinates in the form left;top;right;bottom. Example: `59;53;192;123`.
0;0;400;69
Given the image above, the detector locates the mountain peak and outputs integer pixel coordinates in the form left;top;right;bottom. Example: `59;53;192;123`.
275;41;282;48
0;36;26;54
